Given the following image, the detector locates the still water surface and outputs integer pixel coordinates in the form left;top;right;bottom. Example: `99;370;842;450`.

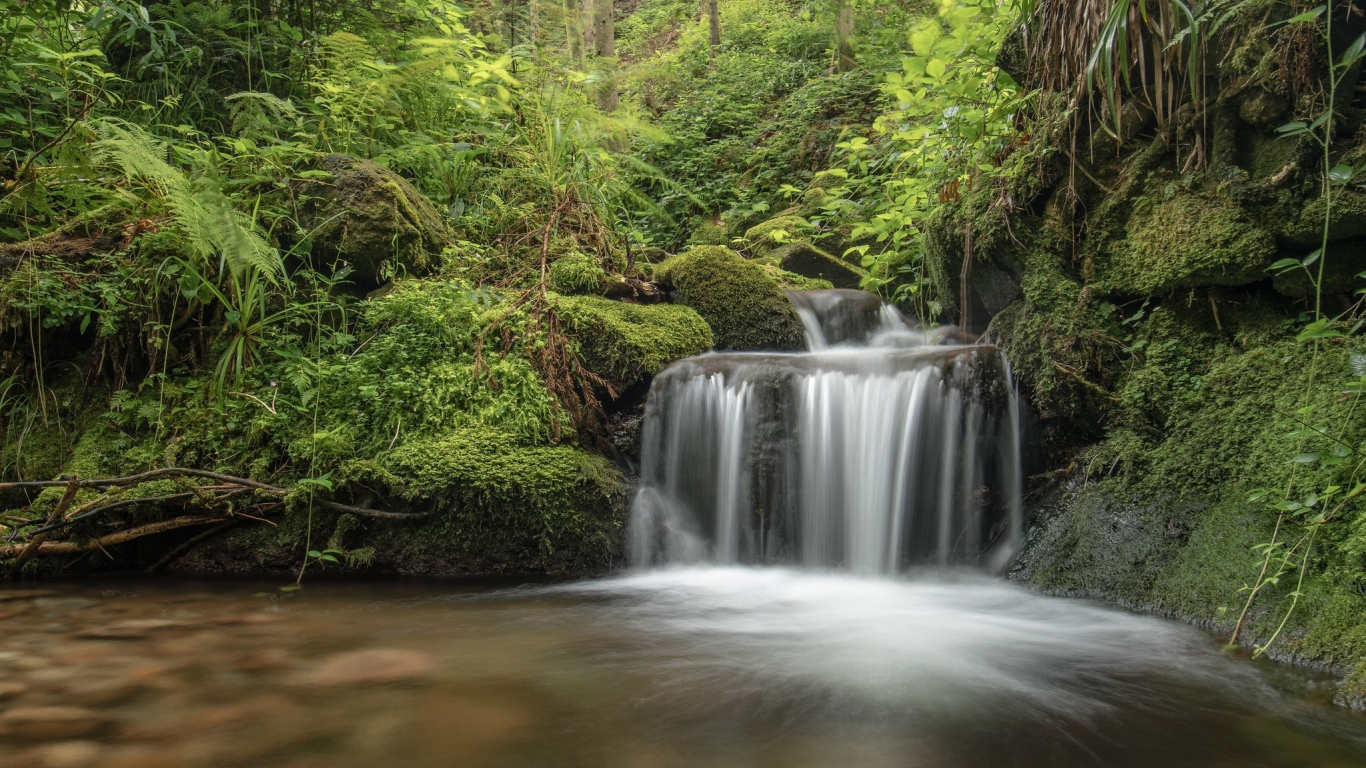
2;567;1365;767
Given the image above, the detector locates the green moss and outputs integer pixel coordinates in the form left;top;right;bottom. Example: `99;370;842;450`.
556;295;713;382
301;154;449;284
356;426;625;572
688;220;730;246
759;263;833;290
808;169;848;191
1016;330;1366;676
653;246;806;351
1096;189;1275;294
549;252;609;295
743;215;810;255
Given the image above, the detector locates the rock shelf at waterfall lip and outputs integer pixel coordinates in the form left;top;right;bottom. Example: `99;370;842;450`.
655;343;1007;378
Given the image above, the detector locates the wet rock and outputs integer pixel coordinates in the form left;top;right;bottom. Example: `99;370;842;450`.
0;707;113;741
772;242;865;289
298;648;435;686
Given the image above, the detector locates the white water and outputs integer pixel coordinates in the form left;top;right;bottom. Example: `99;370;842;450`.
553;567;1254;722
630;289;1022;573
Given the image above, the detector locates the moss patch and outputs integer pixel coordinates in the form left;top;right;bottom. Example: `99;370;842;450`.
550;252;609;295
1096;189;1275;295
688;220;730;246
653;246;805;351
556;295;713;382
743;215;810;255
299;154;449;284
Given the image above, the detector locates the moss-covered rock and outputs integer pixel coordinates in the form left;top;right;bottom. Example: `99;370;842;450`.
808;169;849;191
549;252;609;295
652;246;806;351
743;215;810;255
771;242;866;289
688;220;730;247
299;155;448;284
1012;328;1366;683
758;263;833;290
1094;188;1275;295
556;295;713;382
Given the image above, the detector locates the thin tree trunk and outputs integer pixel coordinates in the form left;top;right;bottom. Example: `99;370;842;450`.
835;0;855;72
565;0;584;67
708;0;720;47
583;0;595;52
594;0;617;111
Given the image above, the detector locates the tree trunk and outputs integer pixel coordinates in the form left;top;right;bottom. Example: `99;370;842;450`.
593;0;617;111
564;0;584;67
708;0;720;47
583;0;595;52
835;0;855;72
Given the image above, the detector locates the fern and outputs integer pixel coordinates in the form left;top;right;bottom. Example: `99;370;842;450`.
91;119;283;282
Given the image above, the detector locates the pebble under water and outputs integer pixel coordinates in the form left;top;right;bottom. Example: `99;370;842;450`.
2;568;1366;768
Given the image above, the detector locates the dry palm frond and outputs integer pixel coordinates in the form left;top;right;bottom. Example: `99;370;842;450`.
1024;0;1203;140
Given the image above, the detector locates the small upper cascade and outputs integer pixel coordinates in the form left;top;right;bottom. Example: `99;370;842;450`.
629;289;1023;575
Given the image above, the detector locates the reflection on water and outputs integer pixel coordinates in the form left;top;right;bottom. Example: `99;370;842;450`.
1;568;1364;768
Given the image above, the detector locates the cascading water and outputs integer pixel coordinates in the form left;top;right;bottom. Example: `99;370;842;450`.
630;289;1023;574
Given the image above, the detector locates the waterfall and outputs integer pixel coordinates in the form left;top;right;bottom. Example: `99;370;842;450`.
629;289;1022;574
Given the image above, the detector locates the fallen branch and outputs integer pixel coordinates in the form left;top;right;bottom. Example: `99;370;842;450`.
8;478;80;578
0;516;229;559
0;468;426;520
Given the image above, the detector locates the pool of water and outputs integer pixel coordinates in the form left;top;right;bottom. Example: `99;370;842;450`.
1;567;1364;767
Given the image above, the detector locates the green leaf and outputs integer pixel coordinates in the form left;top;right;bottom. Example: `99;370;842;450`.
1267;258;1302;274
1278;6;1326;25
1302;248;1322;268
1329;164;1354;183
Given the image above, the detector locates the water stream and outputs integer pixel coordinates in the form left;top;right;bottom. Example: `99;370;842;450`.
3;290;1366;766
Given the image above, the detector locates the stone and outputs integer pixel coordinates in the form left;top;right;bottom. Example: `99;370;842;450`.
555;296;713;383
297;154;448;285
772;242;866;289
743;216;810;256
0;707;112;741
298;649;435;686
652;247;806;351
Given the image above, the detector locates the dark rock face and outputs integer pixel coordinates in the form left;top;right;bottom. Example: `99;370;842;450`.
774;243;866;289
298;155;448;284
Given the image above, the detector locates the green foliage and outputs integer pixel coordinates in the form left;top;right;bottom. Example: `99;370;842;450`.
839;0;1028;310
652;246;805;350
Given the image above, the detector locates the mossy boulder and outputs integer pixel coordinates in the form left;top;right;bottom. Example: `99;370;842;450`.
743;215;810;255
652;246;806;351
808;169;849;191
771;242;865;289
300;155;448;284
556;296;713;383
688;220;730;247
1094;189;1275;294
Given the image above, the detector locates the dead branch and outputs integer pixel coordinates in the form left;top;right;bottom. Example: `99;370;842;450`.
0;468;426;520
8;478;80;578
0;516;229;559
